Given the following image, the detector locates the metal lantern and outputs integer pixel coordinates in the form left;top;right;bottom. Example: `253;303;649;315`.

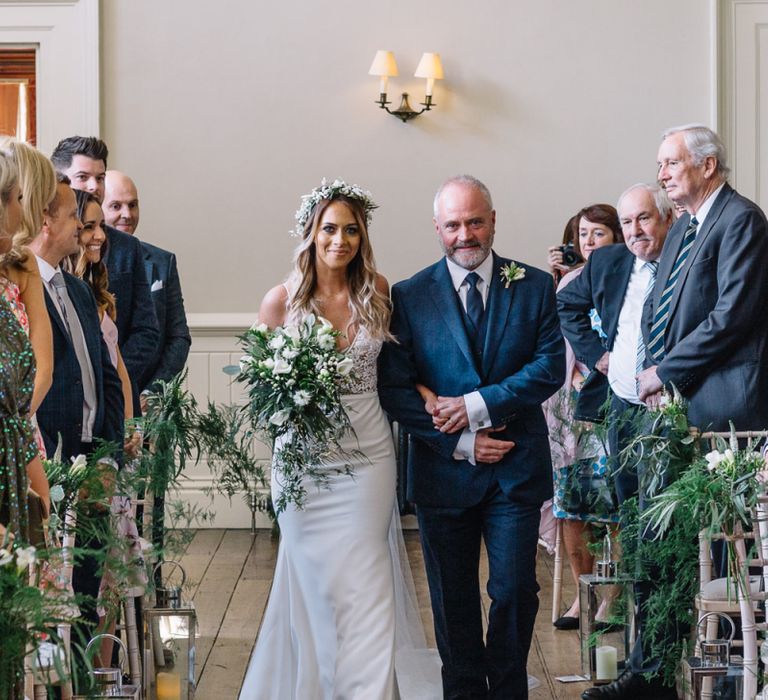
144;561;197;700
683;612;743;699
73;633;140;699
578;573;636;682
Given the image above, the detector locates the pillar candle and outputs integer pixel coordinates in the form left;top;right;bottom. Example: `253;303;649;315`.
595;645;618;681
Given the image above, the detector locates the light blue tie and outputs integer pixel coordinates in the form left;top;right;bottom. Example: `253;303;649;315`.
636;261;659;386
647;217;698;362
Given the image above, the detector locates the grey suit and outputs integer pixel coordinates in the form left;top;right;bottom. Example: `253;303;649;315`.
647;183;768;431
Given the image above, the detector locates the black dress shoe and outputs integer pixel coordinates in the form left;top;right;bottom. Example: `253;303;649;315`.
581;669;678;700
553;615;579;630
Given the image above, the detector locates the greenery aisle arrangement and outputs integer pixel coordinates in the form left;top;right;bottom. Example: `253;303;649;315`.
237;314;358;514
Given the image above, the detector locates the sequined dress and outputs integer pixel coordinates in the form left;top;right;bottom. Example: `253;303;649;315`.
0;291;36;539
240;326;441;700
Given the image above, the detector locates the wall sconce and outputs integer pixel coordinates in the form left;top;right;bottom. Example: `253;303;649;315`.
368;50;444;123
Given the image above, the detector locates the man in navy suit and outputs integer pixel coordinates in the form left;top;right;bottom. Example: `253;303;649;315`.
103;170;191;406
379;175;564;700
557;184;674;500
557;184;676;700
29;176;124;630
51;137;159;409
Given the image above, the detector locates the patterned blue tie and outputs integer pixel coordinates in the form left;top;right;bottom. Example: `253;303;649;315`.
647;217;698;362
636;261;658;389
464;272;484;335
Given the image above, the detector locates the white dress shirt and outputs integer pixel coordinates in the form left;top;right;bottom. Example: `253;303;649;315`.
608;257;655;404
692;183;725;226
444;254;494;464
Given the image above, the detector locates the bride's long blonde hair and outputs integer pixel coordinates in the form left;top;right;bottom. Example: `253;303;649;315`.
285;195;392;340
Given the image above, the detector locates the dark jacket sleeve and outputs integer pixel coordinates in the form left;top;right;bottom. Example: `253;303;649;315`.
557;258;607;369
120;239;159;389
378;284;462;461
146;253;191;389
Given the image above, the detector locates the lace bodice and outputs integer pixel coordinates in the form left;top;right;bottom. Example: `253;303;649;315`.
340;326;382;395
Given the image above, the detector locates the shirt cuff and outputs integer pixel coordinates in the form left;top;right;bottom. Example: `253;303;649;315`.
463;391;491;432
452;429;477;466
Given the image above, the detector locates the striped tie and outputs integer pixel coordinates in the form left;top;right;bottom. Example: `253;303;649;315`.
636;261;659;390
647;217;698;362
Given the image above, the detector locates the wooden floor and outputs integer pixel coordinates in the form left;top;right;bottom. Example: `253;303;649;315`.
176;528;590;699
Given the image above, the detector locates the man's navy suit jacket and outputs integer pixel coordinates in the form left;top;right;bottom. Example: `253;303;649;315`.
378;253;565;508
104;225;159;393
140;240;191;392
37;271;124;462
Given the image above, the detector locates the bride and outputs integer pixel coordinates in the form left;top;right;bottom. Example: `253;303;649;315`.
239;180;439;700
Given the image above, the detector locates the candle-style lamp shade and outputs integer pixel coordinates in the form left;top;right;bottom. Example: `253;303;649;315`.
368;50;398;97
414;52;444;97
369;50;445;123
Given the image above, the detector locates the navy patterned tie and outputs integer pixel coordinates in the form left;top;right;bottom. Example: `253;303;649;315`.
464;272;484;335
647;217;698;362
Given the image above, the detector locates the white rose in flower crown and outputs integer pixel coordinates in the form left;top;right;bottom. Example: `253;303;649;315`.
16;545;36;570
337;357;354;376
293;390;312;407
273;358;292;375
70;454;88;476
49;484;65;504
0;549;13;567
270;409;290;426
269;334;286;350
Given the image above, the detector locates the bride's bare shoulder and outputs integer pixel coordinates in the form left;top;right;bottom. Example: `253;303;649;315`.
259;284;289;328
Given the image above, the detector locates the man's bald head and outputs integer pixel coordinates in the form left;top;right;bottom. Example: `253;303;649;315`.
103;170;140;234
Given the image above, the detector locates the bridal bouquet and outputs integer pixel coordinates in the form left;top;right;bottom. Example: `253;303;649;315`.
237;314;357;513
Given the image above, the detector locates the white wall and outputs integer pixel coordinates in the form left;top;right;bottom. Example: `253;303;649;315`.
100;0;713;316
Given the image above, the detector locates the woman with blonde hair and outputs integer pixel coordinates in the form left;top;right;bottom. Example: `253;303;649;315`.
0;137;55;512
239;180;437;700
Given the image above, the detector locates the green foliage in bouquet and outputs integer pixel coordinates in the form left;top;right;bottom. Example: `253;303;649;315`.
196;401;272;532
237;315;361;513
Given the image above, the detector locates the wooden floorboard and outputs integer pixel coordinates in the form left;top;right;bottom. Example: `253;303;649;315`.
185;528;591;699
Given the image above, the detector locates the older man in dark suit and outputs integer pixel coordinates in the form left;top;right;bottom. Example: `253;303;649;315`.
637;124;768;430
51;137;159;409
29;177;124;632
380;175;564;700
557;184;675;700
103;170;191;405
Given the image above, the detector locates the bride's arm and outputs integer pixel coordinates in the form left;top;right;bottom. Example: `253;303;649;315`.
259;284;289;329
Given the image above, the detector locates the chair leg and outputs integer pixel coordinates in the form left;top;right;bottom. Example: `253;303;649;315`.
123;596;142;686
552;519;564;623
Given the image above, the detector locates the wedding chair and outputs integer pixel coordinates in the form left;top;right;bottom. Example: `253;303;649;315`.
693;430;768;700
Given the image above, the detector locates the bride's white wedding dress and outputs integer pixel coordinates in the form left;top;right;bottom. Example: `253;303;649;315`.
239;327;441;700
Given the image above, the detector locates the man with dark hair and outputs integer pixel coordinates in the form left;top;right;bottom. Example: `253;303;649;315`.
104;170;191;405
51;136;158;409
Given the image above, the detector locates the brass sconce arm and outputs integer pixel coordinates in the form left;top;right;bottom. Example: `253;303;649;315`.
375;93;436;123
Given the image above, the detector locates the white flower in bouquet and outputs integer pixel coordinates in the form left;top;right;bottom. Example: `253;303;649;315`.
49;484;65;504
0;549;13;567
251;321;268;333
270;409;291;426
337;357;354;376
318;333;336;350
15;545;36;570
273;358;293;375
282;347;299;360
262;357;275;371
293;390;312;407
705;450;724;471
70;454;88;476
269;334;287;350
284;325;301;343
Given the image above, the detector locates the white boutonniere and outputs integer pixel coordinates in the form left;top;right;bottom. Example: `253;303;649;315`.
500;262;526;288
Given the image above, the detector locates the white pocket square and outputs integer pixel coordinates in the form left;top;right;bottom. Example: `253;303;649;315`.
151;280;163;292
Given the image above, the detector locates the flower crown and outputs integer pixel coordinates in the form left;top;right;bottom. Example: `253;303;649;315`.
292;178;378;237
